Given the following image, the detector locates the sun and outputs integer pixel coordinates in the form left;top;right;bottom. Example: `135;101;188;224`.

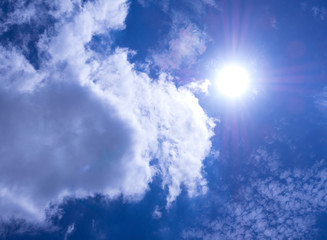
216;64;250;98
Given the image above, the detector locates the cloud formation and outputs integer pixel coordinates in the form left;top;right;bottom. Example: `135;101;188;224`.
0;0;214;222
315;87;327;112
152;23;207;70
182;148;327;240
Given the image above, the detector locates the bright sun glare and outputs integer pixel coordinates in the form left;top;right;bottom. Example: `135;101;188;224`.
216;65;250;98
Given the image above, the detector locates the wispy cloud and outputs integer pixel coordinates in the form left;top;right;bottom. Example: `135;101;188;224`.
64;224;75;240
315;87;327;113
152;23;207;71
301;2;327;21
182;148;327;240
137;0;218;12
312;6;326;20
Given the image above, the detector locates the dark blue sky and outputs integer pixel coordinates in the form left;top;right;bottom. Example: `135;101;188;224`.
1;0;327;239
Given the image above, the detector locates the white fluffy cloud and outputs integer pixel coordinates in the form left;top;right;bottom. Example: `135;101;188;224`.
185;79;211;95
0;0;214;222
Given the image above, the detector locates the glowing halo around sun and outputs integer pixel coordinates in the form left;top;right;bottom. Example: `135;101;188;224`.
216;64;250;98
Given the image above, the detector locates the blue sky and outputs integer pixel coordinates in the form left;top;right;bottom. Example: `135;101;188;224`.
1;0;327;239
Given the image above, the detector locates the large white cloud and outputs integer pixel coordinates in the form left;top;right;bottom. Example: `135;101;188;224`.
0;0;214;222
0;79;134;220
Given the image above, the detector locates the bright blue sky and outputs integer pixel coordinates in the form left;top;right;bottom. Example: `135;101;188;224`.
1;0;327;239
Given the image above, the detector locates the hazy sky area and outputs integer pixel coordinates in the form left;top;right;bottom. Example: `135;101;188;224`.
1;0;327;239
